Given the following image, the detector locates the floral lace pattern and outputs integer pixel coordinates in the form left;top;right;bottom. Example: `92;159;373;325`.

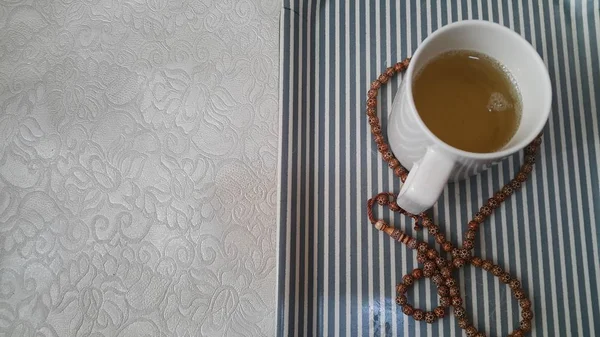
0;0;279;336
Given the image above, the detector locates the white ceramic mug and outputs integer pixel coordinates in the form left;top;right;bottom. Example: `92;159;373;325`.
388;20;552;214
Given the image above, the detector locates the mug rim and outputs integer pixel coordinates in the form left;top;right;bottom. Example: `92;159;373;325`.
404;20;552;159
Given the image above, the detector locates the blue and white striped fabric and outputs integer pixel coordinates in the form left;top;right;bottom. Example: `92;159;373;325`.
277;0;600;336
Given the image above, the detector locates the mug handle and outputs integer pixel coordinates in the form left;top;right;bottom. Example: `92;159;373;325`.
396;146;455;214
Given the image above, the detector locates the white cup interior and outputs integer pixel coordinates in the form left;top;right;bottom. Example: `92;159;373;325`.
407;20;552;155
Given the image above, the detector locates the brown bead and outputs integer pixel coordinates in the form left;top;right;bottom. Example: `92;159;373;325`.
368;89;378;98
413;309;424;321
517;172;528;182
466;229;477;240
377;143;389;152
393;166;404;177
389;202;401;212
525;154;536;164
395;296;405;305
502;185;514;196
463;239;474;250
525;143;538;154
441;267;452;278
435;256;446;267
376;195;388;205
511;180;521;190
445;278;457;287
423;269;434;278
403;274;414;286
386;67;395;77
468;221;479;230
494;191;506;202
519;320;532;332
449;286;460;297
512;330;524;337
435;233;446;244
425;312;436;324
492;265;503;276
374;220;387;232
520;298;532;309
407;238;418;249
418;242;428;252
366;107;377;116
368;116;378;126
458;249;471;260
514;289;526;300
437;285;449;297
473;213;485;223
378;74;389;84
373;134;384;144
412;268;424;279
443;242;453;252
434;306;445;318
382;151;393;161
453;258;465;268
482;260;493;271
454;306;466;318
428;225;440;236
522;309;533;320
471;257;483;267
452;296;463;307
466;326;478;336
371;125;382;134
500;273;512;284
371;80;381;90
421;217;432;227
458;318;469;329
429;275;442;286
440;296;451;307
488;198;499;209
396;283;408;294
475;333;485;337
388;159;400;169
417;252;427;263
402;304;414;316
510;279;521;290
523;163;534;173
394;62;405;72
427;249;438;259
480;205;492;216
367;98;377;108
424;260;436;272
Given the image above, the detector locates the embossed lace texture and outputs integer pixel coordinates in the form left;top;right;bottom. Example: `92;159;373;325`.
0;0;279;336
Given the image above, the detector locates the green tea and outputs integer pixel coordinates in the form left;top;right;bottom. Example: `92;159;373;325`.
412;50;521;153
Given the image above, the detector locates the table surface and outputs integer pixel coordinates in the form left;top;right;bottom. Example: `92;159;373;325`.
277;0;600;336
0;0;279;336
2;1;600;336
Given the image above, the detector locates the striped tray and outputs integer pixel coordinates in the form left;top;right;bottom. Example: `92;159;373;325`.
277;1;600;336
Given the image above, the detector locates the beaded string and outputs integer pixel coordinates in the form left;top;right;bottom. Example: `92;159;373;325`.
366;58;539;337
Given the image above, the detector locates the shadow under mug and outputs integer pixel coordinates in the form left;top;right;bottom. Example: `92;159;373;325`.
388;20;552;214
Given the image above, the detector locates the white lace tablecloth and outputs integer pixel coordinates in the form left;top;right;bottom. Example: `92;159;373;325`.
0;0;279;336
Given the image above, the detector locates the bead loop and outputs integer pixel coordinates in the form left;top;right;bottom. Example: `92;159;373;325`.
366;59;537;336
